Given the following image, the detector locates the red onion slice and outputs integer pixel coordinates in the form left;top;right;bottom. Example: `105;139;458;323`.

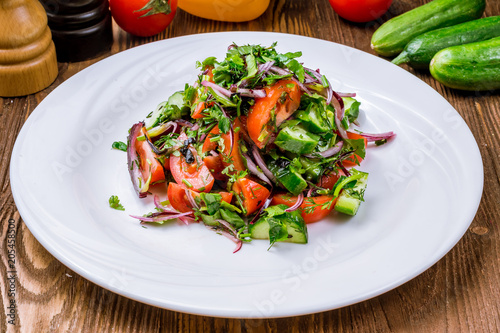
251;145;277;183
127;122;148;198
249;195;273;225
243;153;272;185
292;77;312;95
305;141;343;158
285;192;304;212
179;216;197;225
258;61;275;75
130;211;193;223
357;131;396;142
215;220;243;253
237;88;267;98
201;80;232;98
337;92;356;97
270;65;291;76
185;189;200;210
153;195;179;214
176;119;194;128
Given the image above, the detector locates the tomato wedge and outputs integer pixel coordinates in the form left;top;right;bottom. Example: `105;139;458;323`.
169;133;214;192
247;79;301;148
168;182;233;213
318;171;342;190
191;67;214;119
342;131;368;167
135;132;165;184
271;194;337;223
233;177;270;215
202;120;246;173
202;154;226;181
167;182;193;213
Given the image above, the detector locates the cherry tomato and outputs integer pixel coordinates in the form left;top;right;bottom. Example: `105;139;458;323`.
169;133;214;192
110;0;178;37
271;194;337;223
328;0;392;23
233;178;270;215
247;79;301;148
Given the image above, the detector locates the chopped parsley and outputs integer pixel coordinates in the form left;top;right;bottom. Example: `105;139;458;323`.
109;195;125;211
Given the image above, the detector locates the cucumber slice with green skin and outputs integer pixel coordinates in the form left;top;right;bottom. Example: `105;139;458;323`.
250;212;308;244
334;170;368;216
392;16;500;68
267;159;307;196
371;0;486;57
296;102;330;133
274;124;320;154
430;36;500;91
299;156;322;182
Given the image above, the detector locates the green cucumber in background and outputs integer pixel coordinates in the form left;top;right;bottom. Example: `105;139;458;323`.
393;16;500;68
371;0;486;57
430;37;500;91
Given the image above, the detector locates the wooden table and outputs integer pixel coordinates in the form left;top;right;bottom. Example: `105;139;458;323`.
2;0;499;331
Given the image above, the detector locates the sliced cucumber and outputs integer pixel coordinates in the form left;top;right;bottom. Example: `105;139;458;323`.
267;159;307;195
296;102;330;133
250;213;308;244
274;123;319;154
334;170;368;216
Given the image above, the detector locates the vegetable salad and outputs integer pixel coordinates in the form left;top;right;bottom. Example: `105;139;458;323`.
121;43;395;252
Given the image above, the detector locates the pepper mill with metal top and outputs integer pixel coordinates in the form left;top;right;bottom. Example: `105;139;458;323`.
0;0;59;97
40;0;113;62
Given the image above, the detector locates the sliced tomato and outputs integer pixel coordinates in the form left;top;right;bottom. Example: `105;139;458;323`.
191;67;214;119
318;171;341;190
167;182;232;212
169;133;214;192
219;192;233;204
271;194;337;223
202;154;226;181
162;155;171;171
202;120;246;173
233;177;270;215
167;182;193;213
247;79;301;148
342;131;368;167
135;133;165;184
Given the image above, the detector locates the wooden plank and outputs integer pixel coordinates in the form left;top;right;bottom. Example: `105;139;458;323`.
1;0;499;332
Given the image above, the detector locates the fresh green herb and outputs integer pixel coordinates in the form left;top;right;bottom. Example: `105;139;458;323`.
112;141;127;152
109;195;125;211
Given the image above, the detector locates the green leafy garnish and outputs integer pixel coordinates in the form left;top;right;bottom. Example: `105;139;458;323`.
112;141;127;152
109;195;125;211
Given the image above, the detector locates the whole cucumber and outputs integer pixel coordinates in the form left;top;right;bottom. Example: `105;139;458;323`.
393;16;500;68
430;37;500;91
371;0;486;57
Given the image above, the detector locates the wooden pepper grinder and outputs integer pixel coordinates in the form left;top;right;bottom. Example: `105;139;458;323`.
40;0;113;62
0;0;58;97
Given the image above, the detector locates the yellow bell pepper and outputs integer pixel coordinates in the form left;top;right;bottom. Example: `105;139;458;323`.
178;0;270;22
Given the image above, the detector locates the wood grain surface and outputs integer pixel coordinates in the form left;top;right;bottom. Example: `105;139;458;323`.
1;0;499;332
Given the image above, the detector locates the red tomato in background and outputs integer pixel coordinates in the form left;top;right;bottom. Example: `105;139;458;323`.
110;0;178;37
328;0;392;23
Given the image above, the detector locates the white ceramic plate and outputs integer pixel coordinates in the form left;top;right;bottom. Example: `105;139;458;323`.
11;32;483;318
